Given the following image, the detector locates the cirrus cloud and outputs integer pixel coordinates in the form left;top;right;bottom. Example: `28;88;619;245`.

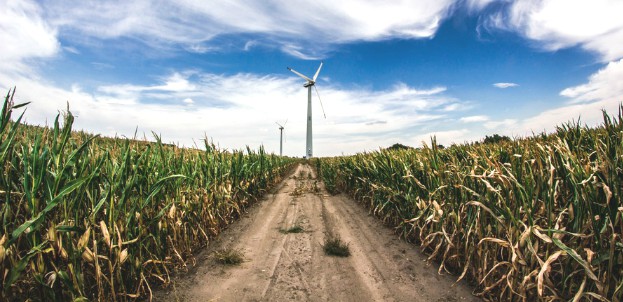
485;0;623;61
0;0;59;72
0;69;460;157
460;115;489;123
493;82;518;89
36;0;457;60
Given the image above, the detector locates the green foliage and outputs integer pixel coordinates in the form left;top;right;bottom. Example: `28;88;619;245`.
318;108;623;301
322;236;350;257
482;133;511;144
0;89;298;300
386;143;413;151
213;248;245;265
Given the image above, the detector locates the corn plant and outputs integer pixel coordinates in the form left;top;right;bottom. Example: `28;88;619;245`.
318;107;623;301
0;89;298;301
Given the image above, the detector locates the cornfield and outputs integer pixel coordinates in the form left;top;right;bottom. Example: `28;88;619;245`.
0;89;297;301
317;108;623;301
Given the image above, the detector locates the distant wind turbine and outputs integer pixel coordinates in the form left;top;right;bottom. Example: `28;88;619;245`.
276;120;287;156
287;62;326;159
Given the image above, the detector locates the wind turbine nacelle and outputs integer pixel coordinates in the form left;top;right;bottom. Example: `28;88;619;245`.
303;82;314;88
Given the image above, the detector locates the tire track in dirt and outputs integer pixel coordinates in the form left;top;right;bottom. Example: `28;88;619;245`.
154;163;478;301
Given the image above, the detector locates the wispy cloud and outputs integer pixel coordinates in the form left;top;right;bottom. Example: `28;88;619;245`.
493;82;518;88
0;0;59;72
244;40;259;51
281;44;324;60
0;70;459;156
185;44;220;54
480;0;623;140
484;0;623;61
484;119;517;130
460;115;489;123
33;0;457;60
560;59;623;104
91;62;115;70
4;0;622;157
63;46;80;54
464;0;497;12
480;59;623;138
517;58;623;134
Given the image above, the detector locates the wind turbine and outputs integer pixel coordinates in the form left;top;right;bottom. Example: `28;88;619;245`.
287;62;326;159
276;120;287;156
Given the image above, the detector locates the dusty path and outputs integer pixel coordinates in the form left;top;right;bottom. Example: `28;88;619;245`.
155;163;478;301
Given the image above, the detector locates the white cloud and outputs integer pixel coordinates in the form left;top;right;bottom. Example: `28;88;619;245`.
281;44;324;60
560;59;623;104
482;60;623;138
464;0;497;11
0;0;59;72
5;0;621;157
493;82;518;88
91;62;114;70
517;59;623;133
365;120;387;126
484;119;517;130
244;40;258;51
479;0;623;140
487;0;623;61
1;70;459;157
185;44;220;54
98;72;198;99
63;46;80;54
460;115;489;123
37;0;456;59
442;103;468;112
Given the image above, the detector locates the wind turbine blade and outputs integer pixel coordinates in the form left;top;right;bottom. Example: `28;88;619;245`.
276;122;283;128
314;85;327;119
313;61;323;81
284;119;288;126
287;67;313;82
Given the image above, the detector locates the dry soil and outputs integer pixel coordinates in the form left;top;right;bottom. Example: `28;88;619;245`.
153;163;479;302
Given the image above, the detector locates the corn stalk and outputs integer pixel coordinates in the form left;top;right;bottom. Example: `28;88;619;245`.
0;89;297;301
318;107;623;301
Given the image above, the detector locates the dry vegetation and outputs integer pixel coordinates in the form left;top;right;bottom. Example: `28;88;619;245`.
3;85;622;301
322;235;351;257
0;89;297;301
317;108;623;301
213;248;245;265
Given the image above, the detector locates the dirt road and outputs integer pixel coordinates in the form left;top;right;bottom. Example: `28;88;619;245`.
155;163;478;301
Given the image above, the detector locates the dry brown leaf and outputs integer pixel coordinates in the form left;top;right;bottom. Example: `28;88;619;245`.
538;250;565;296
100;220;111;249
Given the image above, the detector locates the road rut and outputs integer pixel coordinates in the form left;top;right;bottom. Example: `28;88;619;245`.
155;163;478;301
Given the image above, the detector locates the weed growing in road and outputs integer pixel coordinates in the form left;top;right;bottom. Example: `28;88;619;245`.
280;225;305;234
323;236;350;257
289;180;322;196
312;180;320;193
213;248;245;265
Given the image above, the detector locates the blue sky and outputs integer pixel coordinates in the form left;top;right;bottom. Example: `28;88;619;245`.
1;0;622;157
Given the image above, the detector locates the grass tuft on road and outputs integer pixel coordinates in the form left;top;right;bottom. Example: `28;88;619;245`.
213;248;245;265
280;225;305;234
323;236;350;257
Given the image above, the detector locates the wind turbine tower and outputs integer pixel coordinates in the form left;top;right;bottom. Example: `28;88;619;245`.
276;120;287;156
287;62;325;159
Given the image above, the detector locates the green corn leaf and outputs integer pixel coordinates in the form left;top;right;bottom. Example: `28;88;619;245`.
4;241;47;290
